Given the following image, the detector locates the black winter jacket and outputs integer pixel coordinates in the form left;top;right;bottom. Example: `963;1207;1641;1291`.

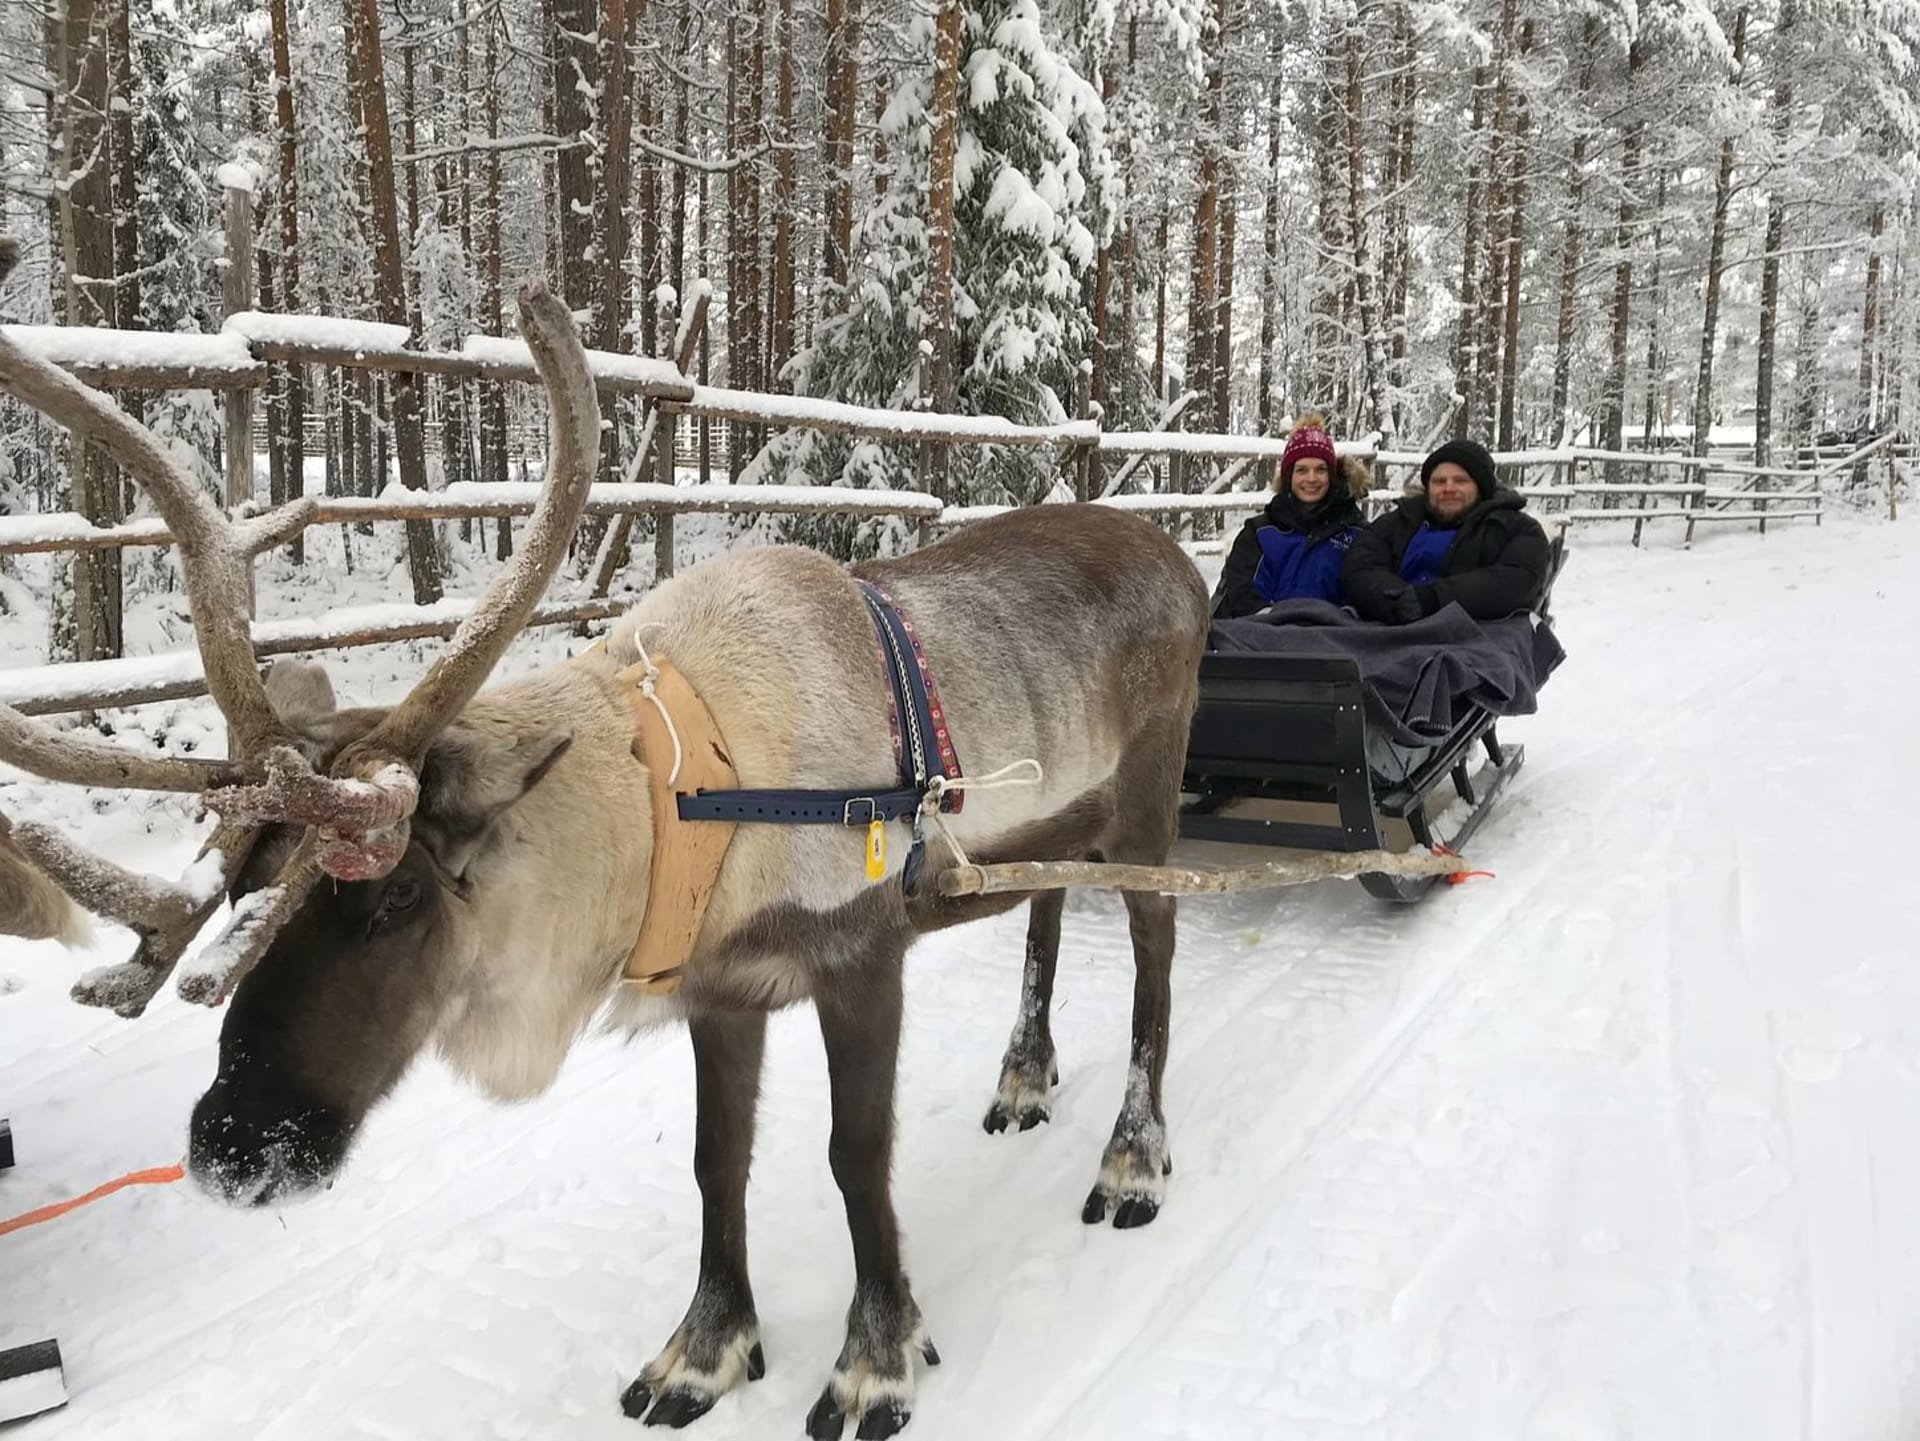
1210;489;1365;619
1342;488;1551;623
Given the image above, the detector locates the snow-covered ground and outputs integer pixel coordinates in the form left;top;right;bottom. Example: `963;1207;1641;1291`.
3;515;1918;1440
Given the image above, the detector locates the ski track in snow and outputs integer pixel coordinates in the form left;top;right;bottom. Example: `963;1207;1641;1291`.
3;517;1919;1439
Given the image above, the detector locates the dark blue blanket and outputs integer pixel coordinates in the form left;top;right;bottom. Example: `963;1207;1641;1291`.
1207;600;1565;747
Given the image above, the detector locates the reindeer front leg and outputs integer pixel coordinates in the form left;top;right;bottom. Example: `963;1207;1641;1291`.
621;1011;767;1428
806;949;939;1441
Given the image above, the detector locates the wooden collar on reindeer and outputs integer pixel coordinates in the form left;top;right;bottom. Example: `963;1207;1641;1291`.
609;582;964;994
615;655;739;996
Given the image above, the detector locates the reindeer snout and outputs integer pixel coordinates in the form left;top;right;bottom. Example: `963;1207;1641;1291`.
188;1081;348;1208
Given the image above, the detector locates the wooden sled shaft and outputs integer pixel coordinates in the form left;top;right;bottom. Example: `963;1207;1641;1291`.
935;847;1467;899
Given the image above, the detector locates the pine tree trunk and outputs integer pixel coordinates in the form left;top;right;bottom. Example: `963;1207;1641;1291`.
346;0;442;603
1186;0;1228;428
550;0;599;322
1342;20;1392;442
1641;167;1668;441
481;7;512;550
1451;63;1490;435
770;0;797;383
1496;20;1534;450
596;0;634;513
270;0;305;561
108;0;136;332
1311;72;1346;416
1550;17;1599;445
1601;36;1647;455
822;0;863;290
725;3;744;476
1475;0;1516;435
1859;205;1885;429
58;0;123;659
1753;2;1796;464
1090;58;1117;411
670;9;691;300
744;0;766;424
1691;9;1746;458
923;0;964;488
599;0;633;356
1214;153;1236;432
401;23;418;243
1257;14;1284;433
1154;205;1169;404
1788;272;1819;449
1383;1;1415;417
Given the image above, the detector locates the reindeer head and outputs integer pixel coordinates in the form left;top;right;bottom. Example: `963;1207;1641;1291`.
0;263;611;1204
189;667;584;1204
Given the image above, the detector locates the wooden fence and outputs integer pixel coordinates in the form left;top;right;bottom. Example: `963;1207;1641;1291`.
0;176;1901;718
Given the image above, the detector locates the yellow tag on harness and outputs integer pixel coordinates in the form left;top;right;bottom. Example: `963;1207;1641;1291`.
865;819;886;883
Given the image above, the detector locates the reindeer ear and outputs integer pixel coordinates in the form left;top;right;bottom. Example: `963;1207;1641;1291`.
264;660;338;727
418;726;574;858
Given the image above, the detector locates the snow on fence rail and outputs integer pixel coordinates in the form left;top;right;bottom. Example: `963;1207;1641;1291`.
0;599;625;716
0;483;942;556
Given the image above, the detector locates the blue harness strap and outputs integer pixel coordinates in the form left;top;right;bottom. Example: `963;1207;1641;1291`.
673;581;964;890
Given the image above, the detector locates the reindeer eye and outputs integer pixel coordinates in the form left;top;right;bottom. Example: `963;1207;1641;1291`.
384;878;422;914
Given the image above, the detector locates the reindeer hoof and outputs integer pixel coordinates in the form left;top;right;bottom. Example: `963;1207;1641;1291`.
620;1378;655;1419
806;1324;934;1439
805;1390;847;1440
1082;1138;1170;1228
641;1387;717;1428
982;1100;1050;1134
982;1061;1058;1134
855;1400;912;1439
622;1323;761;1426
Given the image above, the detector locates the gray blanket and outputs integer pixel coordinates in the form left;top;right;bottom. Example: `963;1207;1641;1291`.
1207;600;1566;746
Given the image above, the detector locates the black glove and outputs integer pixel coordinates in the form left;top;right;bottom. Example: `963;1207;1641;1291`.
1389;588;1424;625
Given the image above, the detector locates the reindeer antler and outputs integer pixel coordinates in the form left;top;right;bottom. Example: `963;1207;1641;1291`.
202;280;600;877
0;257;601;1014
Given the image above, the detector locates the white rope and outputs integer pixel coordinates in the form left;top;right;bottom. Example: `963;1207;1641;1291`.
920;759;1044;870
628;626;684;787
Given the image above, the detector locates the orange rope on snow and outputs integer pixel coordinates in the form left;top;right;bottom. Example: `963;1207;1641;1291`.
1433;844;1495;886
0;1163;184;1238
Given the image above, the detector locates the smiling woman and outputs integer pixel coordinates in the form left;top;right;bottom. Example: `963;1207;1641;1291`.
1209;412;1373;618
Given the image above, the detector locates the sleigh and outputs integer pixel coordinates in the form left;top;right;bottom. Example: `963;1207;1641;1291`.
1173;654;1523;902
1173;534;1568;903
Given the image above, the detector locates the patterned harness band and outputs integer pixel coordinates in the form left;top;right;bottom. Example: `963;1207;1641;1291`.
675;581;964;891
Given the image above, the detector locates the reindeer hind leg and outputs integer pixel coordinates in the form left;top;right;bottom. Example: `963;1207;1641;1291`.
1081;723;1183;1231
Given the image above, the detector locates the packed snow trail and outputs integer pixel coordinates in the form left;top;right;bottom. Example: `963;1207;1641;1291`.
3;517;1918;1439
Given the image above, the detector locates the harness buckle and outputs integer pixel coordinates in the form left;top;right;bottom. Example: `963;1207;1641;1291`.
843;797;879;827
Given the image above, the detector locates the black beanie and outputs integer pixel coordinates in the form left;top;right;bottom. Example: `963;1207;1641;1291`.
1421;439;1497;498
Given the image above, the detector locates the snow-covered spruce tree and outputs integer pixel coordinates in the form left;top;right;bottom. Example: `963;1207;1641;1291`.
131;0;223;508
751;0;1116;521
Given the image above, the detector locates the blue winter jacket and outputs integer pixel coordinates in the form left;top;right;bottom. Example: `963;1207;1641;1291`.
1212;489;1366;617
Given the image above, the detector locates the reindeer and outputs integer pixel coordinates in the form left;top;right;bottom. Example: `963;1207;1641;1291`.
0;263;1207;1439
